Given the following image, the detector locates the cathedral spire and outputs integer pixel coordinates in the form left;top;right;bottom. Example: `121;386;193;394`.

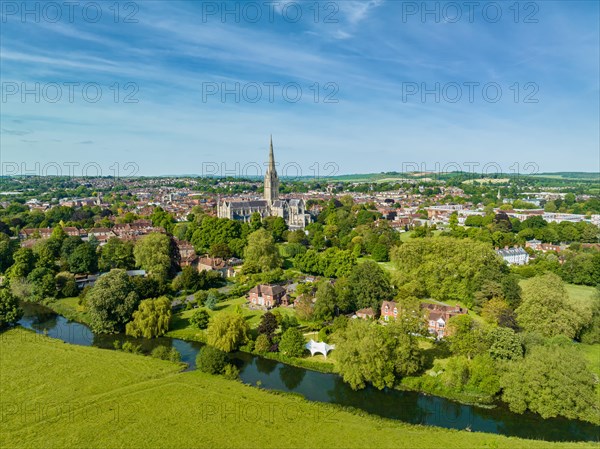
269;135;275;169
264;135;279;204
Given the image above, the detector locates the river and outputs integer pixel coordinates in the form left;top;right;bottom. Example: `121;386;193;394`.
16;302;599;442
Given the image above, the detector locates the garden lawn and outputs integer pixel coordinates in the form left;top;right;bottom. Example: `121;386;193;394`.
1;328;594;449
166;297;298;341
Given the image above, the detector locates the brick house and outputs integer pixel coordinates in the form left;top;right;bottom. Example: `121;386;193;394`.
380;300;398;322
175;240;197;267
421;303;467;338
87;227;116;244
247;284;289;308
63;227;81;237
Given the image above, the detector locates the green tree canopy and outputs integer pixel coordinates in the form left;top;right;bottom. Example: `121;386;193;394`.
86;269;139;333
125;296;172;338
206;312;249;352
278;327;306;358
516;274;580;339
348;260;393;312
0;288;22;329
333;319;422;390
243;228;282;273
500;345;598;422
134;233;173;281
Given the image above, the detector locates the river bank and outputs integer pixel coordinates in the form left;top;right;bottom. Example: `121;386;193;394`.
4;327;594;449
18;301;600;442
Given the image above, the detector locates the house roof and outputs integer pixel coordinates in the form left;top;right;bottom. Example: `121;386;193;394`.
248;284;286;296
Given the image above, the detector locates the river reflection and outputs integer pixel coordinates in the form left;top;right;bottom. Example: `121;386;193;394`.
15;302;600;443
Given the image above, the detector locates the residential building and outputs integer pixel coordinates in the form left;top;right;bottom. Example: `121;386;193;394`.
380;300;398;322
247;284;289;308
197;255;240;278
421;303;468;338
355;308;375;319
496;246;529;265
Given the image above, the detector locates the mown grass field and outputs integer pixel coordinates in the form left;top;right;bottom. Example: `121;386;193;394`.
1;327;595;449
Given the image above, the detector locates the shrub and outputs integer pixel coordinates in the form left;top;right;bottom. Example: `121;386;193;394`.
222;364;240;380
197;345;227;374
189;309;210;329
151;345;181;362
121;341;142;355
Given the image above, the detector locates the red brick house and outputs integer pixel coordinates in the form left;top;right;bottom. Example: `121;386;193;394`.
381;300;398;321
247;284;288;308
421;303;467;338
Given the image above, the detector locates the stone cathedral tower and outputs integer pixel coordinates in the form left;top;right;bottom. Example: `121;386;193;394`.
264;135;279;205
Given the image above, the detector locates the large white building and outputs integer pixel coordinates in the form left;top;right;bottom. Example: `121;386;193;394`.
496;247;530;265
217;137;311;230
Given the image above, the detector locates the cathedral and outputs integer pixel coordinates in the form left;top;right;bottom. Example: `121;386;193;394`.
217;137;311;230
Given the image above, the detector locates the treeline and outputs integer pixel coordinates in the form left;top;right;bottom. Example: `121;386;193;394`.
391;237;521;309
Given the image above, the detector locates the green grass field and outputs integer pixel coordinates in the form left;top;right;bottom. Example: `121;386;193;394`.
1;328;595;449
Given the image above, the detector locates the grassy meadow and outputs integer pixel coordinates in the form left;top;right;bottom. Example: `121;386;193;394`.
1;327;596;449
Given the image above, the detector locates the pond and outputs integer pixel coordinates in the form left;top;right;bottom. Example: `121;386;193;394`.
17;302;599;442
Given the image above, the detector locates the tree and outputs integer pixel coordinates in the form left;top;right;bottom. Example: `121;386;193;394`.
391;237;510;307
197;345;227;374
580;289;600;344
313;282;337;322
333;319;422;390
134;233;173;281
0;289;22;329
55;272;79;298
371;243;389;262
125;296;172;338
500;345;598;421
294;294;314;321
98;237;135;272
258;312;278;339
488;327;523;361
61;236;84;263
264;216;288;242
86;269;139;333
481;297;517;329
189;309;210;329
447;315;488;360
172;266;200;292
348;261;393;312
0;233;17;273
278;327;306;358
27;267;56;301
206;312;249;352
8;247;35;279
254;333;271;353
209;243;231;259
516;273;580;339
243;228;281;273
68;243;98;274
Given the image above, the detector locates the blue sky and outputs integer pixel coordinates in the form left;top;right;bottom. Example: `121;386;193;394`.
1;1;599;177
